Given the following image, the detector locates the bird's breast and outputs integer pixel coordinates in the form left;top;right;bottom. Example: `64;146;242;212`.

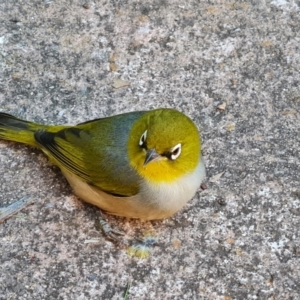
139;157;206;219
62;157;205;220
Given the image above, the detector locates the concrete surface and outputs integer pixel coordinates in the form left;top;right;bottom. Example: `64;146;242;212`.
0;0;299;299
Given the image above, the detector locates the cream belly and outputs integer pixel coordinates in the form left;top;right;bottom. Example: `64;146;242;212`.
62;158;206;220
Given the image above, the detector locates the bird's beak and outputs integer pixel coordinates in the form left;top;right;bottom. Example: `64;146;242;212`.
144;149;161;166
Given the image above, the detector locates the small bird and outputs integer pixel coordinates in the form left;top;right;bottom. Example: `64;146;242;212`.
0;109;205;220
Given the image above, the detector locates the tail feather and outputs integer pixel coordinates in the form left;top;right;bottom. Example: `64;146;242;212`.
0;113;42;147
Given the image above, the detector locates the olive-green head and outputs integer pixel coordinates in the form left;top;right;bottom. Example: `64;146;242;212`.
127;109;201;183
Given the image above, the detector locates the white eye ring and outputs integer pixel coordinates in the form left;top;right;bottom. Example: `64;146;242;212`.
170;143;181;160
139;130;147;147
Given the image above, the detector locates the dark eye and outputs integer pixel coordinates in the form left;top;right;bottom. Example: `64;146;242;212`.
139;130;147;148
170;143;181;160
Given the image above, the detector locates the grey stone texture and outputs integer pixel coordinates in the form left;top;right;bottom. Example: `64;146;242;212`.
0;0;299;299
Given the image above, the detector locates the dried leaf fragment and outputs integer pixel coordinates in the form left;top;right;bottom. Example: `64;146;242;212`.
210;172;225;182
109;64;118;72
82;2;90;9
282;109;297;115
113;78;130;89
217;102;227;110
226;123;235;131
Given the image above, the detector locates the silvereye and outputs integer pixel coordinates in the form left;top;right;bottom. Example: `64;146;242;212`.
0;109;205;220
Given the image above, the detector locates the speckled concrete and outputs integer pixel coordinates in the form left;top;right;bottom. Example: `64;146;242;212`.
0;1;300;299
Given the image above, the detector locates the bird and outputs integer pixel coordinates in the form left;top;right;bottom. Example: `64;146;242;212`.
0;108;206;220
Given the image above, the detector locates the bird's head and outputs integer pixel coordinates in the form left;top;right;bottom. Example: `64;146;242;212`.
127;109;201;184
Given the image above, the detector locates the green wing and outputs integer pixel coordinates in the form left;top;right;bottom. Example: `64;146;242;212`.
35;127;92;181
34;113;144;196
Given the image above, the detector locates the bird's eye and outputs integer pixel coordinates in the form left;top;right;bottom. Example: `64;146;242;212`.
170;143;181;160
139;130;147;148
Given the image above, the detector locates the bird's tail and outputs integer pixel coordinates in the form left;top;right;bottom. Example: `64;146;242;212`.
0;113;47;147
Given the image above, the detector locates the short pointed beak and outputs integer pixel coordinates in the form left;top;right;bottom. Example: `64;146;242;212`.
144;149;160;166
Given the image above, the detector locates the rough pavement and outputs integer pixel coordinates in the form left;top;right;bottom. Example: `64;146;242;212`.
0;1;299;299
